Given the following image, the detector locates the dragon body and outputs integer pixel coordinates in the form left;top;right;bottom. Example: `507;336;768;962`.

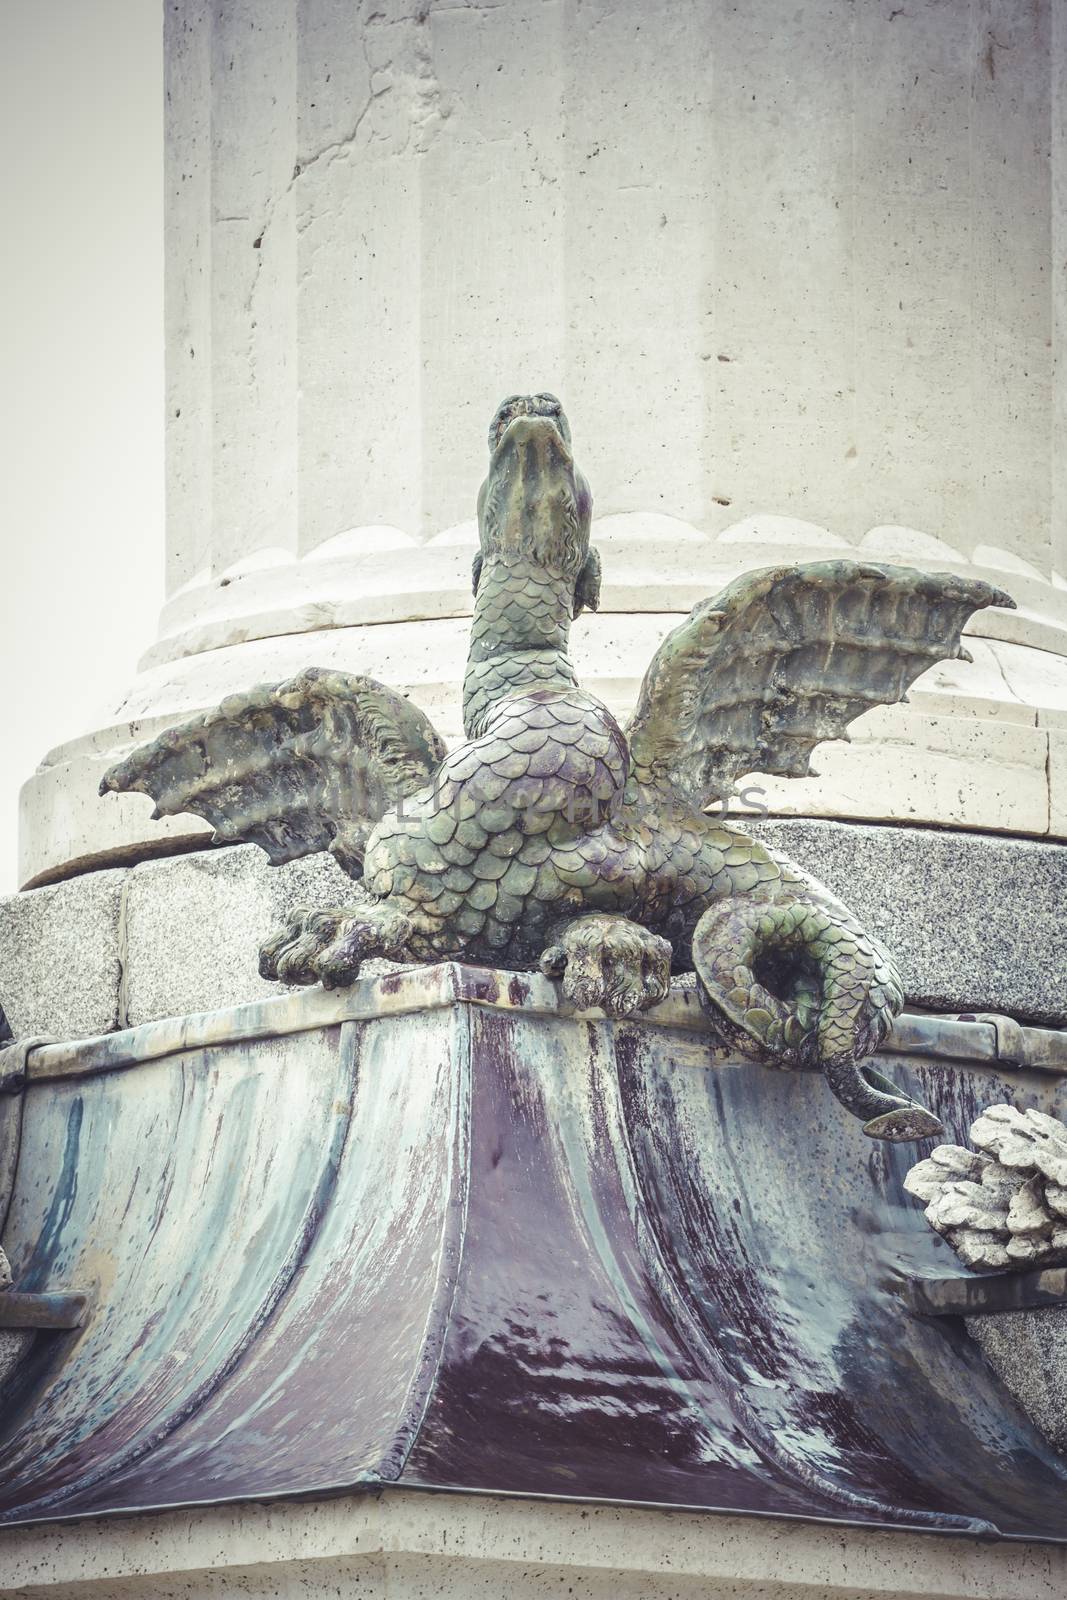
103;394;1014;1141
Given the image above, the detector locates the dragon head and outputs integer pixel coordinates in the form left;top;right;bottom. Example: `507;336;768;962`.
475;394;599;615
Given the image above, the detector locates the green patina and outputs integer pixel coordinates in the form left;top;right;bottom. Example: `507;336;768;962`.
102;394;1015;1141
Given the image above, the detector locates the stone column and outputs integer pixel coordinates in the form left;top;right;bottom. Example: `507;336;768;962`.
4;0;1066;1039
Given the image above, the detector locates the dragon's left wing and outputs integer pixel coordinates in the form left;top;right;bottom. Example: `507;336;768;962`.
625;560;1014;806
101;667;447;877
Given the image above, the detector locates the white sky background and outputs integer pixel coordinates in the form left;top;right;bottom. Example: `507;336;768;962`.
0;1;163;892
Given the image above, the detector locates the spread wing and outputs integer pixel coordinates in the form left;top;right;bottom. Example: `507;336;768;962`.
100;667;447;877
625;560;1014;805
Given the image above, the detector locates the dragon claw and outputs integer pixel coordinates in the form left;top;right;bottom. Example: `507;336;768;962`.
259;900;413;989
540;914;672;1018
259;905;343;985
316;906;414;989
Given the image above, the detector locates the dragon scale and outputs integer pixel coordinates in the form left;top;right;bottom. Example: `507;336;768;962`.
102;392;1015;1141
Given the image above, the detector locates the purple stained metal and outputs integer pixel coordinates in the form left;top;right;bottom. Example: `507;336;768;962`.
0;965;1065;1538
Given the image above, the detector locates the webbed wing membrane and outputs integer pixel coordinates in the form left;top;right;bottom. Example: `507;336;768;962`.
626;561;1014;805
100;667;447;877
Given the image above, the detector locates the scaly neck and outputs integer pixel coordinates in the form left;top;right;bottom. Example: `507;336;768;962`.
462;555;579;737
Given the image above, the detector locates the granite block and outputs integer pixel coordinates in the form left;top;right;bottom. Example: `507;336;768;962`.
2;821;1065;1041
750;819;1067;1027
967;1308;1067;1455
0;869;125;1040
121;845;365;1027
0;1331;33;1391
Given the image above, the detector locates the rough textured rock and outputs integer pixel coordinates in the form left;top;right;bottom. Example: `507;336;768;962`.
0;868;125;1040
0;1331;32;1391
966;1308;1067;1455
0;846;390;1040
905;1106;1067;1272
0;1249;26;1392
121;846;363;1027
751;818;1067;1026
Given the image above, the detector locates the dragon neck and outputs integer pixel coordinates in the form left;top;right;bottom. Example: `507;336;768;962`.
462;555;578;737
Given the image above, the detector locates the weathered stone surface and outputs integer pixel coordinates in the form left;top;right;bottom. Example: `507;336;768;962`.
967;1308;1067;1455
0;869;125;1040
751;819;1067;1026
159;1;1067;582
3;1487;1066;1600
0;845;401;1041
754;705;1052;837
122;846;361;1027
971;1105;1067;1185
19;0;1067;885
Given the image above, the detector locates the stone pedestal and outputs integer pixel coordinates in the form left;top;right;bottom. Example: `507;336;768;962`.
15;0;1067;886
5;11;1067;1587
1;1490;1064;1599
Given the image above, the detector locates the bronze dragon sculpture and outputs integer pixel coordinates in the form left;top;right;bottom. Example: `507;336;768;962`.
102;394;1014;1141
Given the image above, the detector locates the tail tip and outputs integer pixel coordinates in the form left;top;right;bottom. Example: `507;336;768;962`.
862;1106;944;1143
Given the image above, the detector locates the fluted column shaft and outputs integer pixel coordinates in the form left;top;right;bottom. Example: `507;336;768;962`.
16;0;1067;884
165;0;1064;588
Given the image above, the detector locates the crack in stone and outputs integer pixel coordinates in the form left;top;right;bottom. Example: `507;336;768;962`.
247;11;452;286
984;641;1029;713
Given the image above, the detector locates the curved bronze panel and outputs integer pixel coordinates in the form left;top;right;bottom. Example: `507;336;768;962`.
0;971;1064;1539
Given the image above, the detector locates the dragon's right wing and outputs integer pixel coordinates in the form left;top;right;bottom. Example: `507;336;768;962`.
100;667;447;877
625;561;1013;807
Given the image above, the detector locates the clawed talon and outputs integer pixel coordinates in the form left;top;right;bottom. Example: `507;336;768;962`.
315;905;414;988
540;914;672;1018
259;900;413;989
259;906;352;984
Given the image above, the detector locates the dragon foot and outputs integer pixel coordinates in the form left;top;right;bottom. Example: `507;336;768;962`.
259;900;413;989
691;895;941;1143
540;914;672;1018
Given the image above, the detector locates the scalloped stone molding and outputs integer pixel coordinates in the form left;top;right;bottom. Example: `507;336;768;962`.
145;513;1067;670
18;512;1067;886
